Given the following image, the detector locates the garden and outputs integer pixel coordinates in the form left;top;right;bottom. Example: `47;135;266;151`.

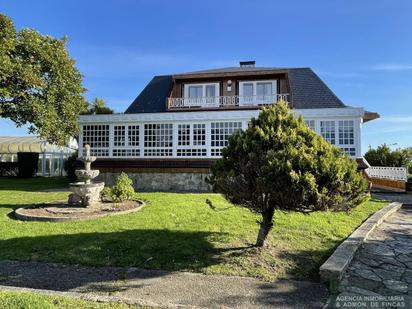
0;102;389;283
0;177;386;281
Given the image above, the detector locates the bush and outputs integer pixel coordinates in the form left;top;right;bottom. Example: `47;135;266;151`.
100;187;114;202
0;162;18;176
64;152;78;180
101;172;135;202
17;152;39;178
407;175;412;191
208;101;368;247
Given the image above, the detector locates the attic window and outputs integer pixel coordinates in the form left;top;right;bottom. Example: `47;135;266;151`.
184;83;219;98
240;61;255;68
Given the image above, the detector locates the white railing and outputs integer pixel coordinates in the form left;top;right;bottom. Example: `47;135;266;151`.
366;166;408;181
167;94;289;109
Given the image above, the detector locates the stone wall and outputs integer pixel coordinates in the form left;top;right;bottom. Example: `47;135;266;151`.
96;171;212;192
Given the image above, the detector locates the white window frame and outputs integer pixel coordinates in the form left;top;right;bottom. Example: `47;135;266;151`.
143;123;174;157
320;120;336;145
176;123;207;158
111;124;140;157
239;80;277;106
82;124;110;157
184;83;220;98
338;120;355;145
183;83;220;107
304;119;316;131
210;121;243;157
317;119;358;157
340;147;357;157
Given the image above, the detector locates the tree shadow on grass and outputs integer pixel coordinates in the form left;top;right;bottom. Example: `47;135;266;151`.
0;230;331;308
275;245;340;281
0;229;333;308
1;200;67;211
0;177;69;192
0;229;226;290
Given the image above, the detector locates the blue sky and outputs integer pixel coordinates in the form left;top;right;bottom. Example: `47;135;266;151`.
1;0;412;153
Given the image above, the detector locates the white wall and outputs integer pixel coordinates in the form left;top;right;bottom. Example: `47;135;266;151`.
78;107;365;159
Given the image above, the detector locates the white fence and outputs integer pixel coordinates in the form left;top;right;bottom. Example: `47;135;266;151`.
366;166;408;181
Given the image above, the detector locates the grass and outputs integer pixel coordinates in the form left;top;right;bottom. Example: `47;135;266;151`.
0;177;387;281
0;290;141;309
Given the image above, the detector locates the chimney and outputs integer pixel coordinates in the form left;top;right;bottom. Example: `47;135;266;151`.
239;60;256;68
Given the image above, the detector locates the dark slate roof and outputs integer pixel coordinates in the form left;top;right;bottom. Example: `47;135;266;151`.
174;66;289;76
125;67;346;113
356;157;371;170
125;75;173;114
288;68;346;109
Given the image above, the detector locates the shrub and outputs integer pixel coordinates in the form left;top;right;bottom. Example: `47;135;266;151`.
100;187;114;202
208;101;368;247
407;175;412;191
101;172;135;202
0;162;18;176
64;152;78;180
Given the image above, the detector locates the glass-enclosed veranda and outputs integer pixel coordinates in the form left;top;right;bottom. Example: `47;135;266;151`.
0;136;77;177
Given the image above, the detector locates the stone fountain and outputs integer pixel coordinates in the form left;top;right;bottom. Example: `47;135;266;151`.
68;144;105;207
13;144;144;222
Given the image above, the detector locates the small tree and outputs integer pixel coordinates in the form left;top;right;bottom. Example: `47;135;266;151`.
208;101;367;247
365;144;412;173
82;97;114;115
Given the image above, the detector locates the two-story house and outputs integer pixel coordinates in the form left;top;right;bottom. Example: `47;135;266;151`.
78;61;379;191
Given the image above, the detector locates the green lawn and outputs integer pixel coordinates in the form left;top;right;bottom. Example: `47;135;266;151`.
0;177;387;281
0;290;140;309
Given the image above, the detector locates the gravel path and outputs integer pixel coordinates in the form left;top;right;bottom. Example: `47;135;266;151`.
0;260;328;308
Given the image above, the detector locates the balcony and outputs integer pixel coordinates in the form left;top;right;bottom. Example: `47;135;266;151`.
167;94;289;110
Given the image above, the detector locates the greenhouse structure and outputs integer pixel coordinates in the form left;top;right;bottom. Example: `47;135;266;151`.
0;136;77;177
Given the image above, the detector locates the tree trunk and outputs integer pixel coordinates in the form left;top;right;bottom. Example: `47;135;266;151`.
255;208;275;247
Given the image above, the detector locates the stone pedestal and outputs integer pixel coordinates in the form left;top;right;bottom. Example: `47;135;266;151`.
69;182;105;207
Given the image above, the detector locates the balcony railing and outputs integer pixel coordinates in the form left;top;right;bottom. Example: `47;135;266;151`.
167;94;289;109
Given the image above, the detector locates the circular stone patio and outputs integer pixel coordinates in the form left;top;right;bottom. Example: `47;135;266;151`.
14;200;145;222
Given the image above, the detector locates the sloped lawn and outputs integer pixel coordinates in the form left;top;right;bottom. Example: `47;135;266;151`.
0;177;387;281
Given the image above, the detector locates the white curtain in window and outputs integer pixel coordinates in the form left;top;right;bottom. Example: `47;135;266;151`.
257;82;272;96
205;85;216;97
243;83;254;97
188;86;203;98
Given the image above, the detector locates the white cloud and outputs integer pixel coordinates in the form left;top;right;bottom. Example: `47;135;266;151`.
69;43;235;78
364;126;412;135
317;71;369;78
378;115;412;123
370;63;412;71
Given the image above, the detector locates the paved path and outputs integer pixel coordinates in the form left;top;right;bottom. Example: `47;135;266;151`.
0;260;328;309
334;205;412;308
372;192;412;205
